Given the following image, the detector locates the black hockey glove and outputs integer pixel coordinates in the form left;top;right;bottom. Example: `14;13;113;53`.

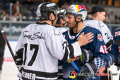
76;62;97;80
80;50;94;65
108;52;117;66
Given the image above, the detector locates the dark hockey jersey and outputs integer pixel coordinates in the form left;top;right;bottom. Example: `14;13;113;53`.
62;26;109;78
110;28;120;60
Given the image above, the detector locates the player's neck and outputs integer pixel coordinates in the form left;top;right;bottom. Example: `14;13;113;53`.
73;22;84;33
40;20;52;25
55;24;61;27
92;17;100;21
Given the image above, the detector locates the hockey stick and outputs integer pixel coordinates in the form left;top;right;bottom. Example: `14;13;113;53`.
0;23;16;64
70;60;80;72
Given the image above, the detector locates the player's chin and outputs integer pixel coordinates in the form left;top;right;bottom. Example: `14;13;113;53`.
69;26;75;29
68;24;72;28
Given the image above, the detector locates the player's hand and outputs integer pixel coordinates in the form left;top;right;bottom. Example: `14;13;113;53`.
99;66;106;74
78;32;94;46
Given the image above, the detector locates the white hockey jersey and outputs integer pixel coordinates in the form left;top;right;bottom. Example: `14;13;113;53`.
57;27;68;33
83;20;113;48
14;23;82;80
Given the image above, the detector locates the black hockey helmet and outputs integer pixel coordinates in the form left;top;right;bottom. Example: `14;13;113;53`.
36;2;59;21
56;8;66;24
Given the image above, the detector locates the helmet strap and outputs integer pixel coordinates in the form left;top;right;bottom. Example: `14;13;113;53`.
73;18;83;42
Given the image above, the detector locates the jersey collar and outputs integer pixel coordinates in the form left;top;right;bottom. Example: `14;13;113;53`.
68;26;86;39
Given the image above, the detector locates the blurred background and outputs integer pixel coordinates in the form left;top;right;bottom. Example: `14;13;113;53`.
0;0;119;39
0;0;120;80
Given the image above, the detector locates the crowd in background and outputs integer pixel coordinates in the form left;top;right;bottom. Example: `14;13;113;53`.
0;0;120;24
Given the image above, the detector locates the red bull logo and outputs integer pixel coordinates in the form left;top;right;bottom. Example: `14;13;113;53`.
75;5;86;12
98;34;103;41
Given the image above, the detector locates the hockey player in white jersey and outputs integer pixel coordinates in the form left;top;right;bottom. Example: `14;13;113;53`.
14;2;94;80
83;5;113;80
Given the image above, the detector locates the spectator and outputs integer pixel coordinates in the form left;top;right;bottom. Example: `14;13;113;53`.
86;5;91;13
104;7;109;23
21;5;28;15
115;15;120;24
61;2;69;10
115;18;120;24
110;11;115;23
12;0;22;21
0;10;7;21
6;12;10;20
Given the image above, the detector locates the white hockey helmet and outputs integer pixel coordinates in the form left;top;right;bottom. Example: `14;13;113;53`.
66;4;87;21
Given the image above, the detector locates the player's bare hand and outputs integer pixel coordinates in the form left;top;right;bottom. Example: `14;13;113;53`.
77;32;94;46
99;66;106;74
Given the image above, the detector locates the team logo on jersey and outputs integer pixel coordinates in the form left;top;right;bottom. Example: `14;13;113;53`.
115;31;120;37
98;34;103;41
63;35;66;38
71;36;75;39
67;56;80;63
53;28;61;36
118;47;120;52
69;71;77;79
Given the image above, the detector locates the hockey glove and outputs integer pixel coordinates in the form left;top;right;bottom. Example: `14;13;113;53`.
80;49;94;65
76;62;97;80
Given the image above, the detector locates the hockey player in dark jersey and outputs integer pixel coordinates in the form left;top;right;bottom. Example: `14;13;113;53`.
110;28;120;80
62;4;111;80
110;28;120;61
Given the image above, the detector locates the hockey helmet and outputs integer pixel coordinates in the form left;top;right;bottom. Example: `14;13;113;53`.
66;4;87;21
56;8;66;24
36;2;59;20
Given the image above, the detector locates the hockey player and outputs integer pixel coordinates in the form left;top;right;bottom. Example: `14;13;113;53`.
56;8;67;79
110;28;120;80
56;8;67;33
83;5;113;80
83;5;112;50
62;4;110;80
14;2;94;80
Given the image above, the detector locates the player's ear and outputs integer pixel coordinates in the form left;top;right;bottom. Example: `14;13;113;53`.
96;12;100;17
76;15;81;22
60;18;63;24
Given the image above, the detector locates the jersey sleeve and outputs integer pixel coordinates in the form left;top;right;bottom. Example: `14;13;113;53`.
14;31;24;71
46;28;82;61
99;21;113;48
110;30;120;57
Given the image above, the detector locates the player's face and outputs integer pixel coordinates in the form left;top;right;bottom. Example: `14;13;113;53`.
65;14;77;29
52;11;58;26
98;12;105;22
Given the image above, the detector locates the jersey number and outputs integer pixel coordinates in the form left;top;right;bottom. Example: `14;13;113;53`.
23;43;39;66
99;45;108;54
